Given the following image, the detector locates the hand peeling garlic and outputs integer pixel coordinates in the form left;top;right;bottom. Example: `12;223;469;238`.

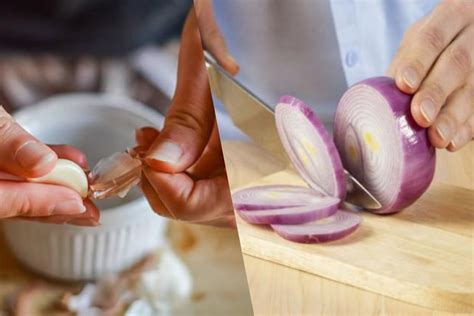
28;159;89;198
27;151;143;201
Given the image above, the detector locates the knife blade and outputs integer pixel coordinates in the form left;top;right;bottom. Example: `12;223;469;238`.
205;53;381;210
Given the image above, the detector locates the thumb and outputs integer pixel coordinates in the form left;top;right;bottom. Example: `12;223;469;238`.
145;98;215;173
145;8;215;173
0;107;57;178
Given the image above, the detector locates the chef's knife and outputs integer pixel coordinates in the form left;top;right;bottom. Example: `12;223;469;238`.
205;53;381;210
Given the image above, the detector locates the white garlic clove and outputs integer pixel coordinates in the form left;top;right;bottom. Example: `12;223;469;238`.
29;159;89;198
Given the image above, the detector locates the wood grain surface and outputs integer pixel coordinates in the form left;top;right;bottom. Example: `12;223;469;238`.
434;142;473;190
223;141;474;315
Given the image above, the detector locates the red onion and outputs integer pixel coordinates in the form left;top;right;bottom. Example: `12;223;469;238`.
276;96;346;199
334;77;435;214
272;210;361;243
236;196;340;225
232;95;363;243
233;185;324;211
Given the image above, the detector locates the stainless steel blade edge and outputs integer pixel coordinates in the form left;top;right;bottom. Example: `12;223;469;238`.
205;53;381;210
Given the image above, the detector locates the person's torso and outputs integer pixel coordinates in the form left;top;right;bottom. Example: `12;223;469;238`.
213;0;438;126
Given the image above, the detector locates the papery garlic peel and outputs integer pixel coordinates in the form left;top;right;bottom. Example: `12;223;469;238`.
29;159;89;198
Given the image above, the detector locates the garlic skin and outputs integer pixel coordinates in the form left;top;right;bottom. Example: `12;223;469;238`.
89;152;142;200
29;159;89;198
138;249;193;308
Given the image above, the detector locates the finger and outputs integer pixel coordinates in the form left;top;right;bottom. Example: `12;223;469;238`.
49;144;89;170
447;115;473;152
393;2;471;93
0;171;22;181
145;9;215;173
188;122;226;179
0;107;57;178
0;144;89;182
411;26;474;127
61;199;100;226
428;80;474;147
143;167;233;222
140;175;174;218
135;127;160;148
386;17;426;77
195;1;239;75
146;103;215;174
0;181;85;218
19;199;100;226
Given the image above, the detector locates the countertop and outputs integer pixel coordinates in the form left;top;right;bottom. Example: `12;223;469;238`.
0;221;253;315
222;140;473;316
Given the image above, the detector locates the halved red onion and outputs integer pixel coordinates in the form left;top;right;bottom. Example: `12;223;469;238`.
237;196;340;225
275;96;346;199
233;185;324;211
271;210;361;243
334;77;435;214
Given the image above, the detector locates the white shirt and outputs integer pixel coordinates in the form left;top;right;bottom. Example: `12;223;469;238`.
330;0;438;85
212;0;438;138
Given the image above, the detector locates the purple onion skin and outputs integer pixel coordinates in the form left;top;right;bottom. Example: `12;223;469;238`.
232;185;324;211
343;77;436;214
235;203;301;211
237;203;339;225
278;96;347;200
272;221;361;243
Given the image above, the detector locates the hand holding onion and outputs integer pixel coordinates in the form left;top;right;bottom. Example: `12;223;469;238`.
234;78;437;243
387;0;474;151
0;107;99;225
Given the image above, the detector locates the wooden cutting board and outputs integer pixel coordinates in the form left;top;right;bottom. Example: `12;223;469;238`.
224;142;474;313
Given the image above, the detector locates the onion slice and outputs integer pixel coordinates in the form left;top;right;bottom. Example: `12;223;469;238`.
271;210;361;243
275;96;346;199
334;77;435;213
233;185;324;211
237;196;340;225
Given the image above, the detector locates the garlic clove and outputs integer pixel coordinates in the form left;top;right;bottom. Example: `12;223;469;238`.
29;159;89;198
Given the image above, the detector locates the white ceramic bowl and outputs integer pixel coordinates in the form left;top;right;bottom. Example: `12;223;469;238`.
1;93;168;281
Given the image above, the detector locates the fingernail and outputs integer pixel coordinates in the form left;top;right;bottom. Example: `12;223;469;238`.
450;133;463;149
449;139;457;149
135;128;143;138
420;99;436;123
402;67;418;88
226;54;238;66
15;141;56;170
226;54;239;73
148;141;182;164
436;121;451;141
53;201;86;215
